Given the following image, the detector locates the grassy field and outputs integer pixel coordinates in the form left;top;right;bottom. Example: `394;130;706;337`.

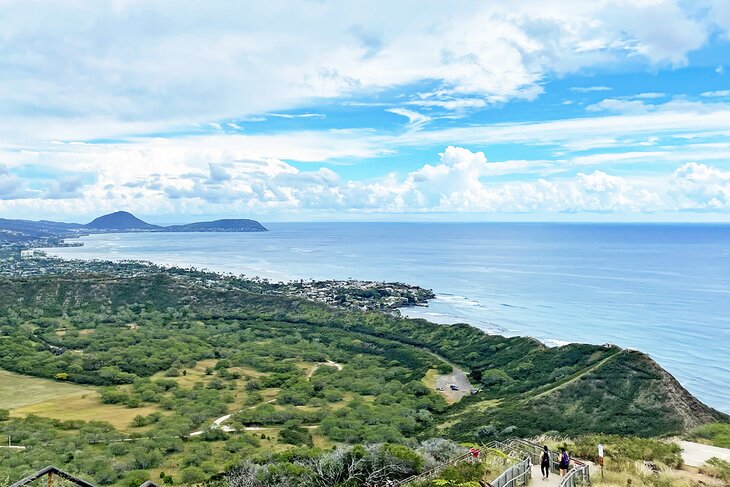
1;368;162;430
0;369;89;409
13;391;162;430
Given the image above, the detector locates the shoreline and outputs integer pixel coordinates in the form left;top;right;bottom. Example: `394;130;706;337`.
29;231;730;415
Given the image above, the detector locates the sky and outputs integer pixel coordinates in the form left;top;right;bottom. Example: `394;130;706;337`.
2;1;730;223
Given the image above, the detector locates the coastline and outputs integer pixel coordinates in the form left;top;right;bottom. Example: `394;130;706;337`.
31;228;730;415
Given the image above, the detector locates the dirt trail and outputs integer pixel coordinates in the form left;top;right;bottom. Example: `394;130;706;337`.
192;359;344;436
189;399;276;436
531;351;622;400
306;360;343;379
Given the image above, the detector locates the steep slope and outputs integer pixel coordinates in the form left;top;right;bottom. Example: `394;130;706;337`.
85;211;159;230
445;349;727;439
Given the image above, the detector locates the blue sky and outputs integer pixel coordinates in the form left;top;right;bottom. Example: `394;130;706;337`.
1;1;730;222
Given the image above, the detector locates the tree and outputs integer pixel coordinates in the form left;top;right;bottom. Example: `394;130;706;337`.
0;409;9;421
278;422;313;446
181;466;206;484
124;470;150;487
131;415;148;427
131;447;162;469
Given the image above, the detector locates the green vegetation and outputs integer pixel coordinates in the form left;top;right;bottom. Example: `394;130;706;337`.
0;369;89;410
700;457;730;484
0;268;726;485
688;422;730;448
568;435;683;469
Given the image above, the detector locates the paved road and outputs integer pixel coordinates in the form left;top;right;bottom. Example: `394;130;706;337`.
679;440;730;467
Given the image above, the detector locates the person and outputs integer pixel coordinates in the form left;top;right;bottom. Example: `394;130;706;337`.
540;445;551;480
559;447;570;477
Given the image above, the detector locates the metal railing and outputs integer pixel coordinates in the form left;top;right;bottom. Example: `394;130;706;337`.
9;466;159;487
496;437;591;487
393;452;472;486
490;455;532;487
559;462;590;487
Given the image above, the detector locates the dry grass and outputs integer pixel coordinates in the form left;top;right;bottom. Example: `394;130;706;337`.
12;391;162;430
0;369;89;410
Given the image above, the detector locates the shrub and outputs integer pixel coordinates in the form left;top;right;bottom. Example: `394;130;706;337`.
689;423;730;449
436;363;453;375
181;466;206;484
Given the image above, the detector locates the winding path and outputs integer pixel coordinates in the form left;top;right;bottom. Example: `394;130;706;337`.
306;360;343;380
531;350;622;400
189;399;276;437
190;359;343;437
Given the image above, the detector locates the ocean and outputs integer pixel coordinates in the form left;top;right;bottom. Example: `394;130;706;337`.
45;222;730;413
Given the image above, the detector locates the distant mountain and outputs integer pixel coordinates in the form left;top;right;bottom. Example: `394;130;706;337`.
0;211;267;244
166;219;267;232
86;211;160;230
0;218;83;242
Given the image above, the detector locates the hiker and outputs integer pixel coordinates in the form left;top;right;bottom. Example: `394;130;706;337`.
540;445;551;480
559;447;570;477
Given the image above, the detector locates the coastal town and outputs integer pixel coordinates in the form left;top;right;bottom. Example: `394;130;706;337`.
0;250;436;313
271;278;435;313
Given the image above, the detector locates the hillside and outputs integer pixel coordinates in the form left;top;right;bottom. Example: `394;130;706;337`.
165;218;267;232
0;268;723;435
0;212;267;244
0;218;82;242
85;211;159;230
445;349;725;440
0;265;726;485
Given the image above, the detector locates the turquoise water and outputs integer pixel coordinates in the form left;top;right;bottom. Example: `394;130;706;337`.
46;223;730;413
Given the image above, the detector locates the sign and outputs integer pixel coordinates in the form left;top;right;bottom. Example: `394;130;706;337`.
598;443;605;473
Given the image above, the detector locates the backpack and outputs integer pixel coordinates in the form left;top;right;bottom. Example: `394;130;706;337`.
562;451;570;466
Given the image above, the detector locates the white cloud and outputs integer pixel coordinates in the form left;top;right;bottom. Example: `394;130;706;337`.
266;113;326;119
3;145;730;218
407;98;487;111
701;90;730;97
586;98;650;114
571;86;612;93
0;0;718;145
386;108;432;131
633;92;665;99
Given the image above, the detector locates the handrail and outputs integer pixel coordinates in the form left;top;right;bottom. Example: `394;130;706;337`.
9;465;160;487
490;455;532;487
393;452;472;486
503;437;589;476
10;466;98;487
559;463;590;487
392;438;589;487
